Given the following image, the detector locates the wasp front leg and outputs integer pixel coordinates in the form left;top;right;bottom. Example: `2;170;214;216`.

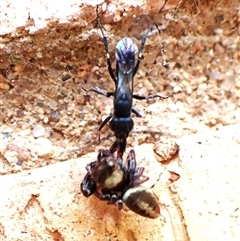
133;92;175;101
82;86;114;98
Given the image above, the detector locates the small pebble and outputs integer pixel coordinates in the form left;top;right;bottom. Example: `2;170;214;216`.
43;116;49;124
49;109;60;122
103;24;112;32
61;119;69;127
20;129;31;137
13;64;24;72
33;124;45;138
213;28;223;35
4;150;18;165
1;125;13;133
16;109;25;117
173;85;182;93
221;38;234;47
0;82;11;91
236;81;240;88
214;43;225;55
36;107;45;114
209;70;222;80
36;51;43;59
16;159;23;166
2;132;10;139
34;137;53;155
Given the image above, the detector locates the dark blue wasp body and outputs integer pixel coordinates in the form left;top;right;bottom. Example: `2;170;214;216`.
80;3;179;219
84;6;171;158
107;37;139;157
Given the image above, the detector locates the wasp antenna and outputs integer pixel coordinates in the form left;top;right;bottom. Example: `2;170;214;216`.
138;16;152;57
96;5;106;40
133;16;152;77
96;5;116;83
173;0;183;18
159;0;169;13
173;0;199;18
154;23;170;69
81;85;90;92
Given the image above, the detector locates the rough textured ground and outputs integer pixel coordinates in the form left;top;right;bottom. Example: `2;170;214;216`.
174;124;240;241
0;0;240;240
0;125;239;241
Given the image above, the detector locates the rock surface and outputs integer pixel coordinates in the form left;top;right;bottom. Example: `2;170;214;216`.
0;0;172;35
1;0;240;240
0;124;240;241
0;145;167;241
174;124;240;241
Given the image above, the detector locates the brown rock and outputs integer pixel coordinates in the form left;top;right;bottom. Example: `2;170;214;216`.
174;123;240;241
0;144;170;241
1;124;240;240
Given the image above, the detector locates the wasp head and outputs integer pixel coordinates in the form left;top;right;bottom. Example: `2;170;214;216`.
115;37;138;74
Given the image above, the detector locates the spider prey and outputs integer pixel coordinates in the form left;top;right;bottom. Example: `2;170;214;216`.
80;149;160;219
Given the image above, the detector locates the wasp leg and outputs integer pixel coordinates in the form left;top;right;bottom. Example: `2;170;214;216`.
99;114;112;131
159;0;169;12
133;19;151;77
109;138;126;158
98;114;112;143
96;6;117;84
82;86;114;98
109;140;118;155
133;92;175;101
132;107;142;117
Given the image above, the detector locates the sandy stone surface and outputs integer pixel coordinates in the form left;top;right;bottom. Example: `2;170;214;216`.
0;0;171;35
0;144;168;241
0;125;239;241
173;123;240;241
